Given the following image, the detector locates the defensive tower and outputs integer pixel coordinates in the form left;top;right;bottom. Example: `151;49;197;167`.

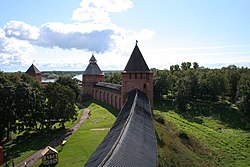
82;55;104;95
26;64;42;83
122;41;153;106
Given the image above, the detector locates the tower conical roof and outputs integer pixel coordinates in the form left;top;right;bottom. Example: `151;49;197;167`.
26;64;41;74
89;55;97;63
83;55;103;75
124;43;150;72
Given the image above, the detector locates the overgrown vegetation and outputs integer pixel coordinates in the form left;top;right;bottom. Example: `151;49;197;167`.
152;63;250;166
154;103;250;167
152;63;250;127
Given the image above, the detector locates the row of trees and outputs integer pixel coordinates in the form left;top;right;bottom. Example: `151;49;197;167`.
0;73;79;143
153;63;250;123
104;72;122;84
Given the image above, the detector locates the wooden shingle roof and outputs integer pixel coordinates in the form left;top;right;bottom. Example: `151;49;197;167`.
124;43;150;72
26;64;41;74
84;89;157;167
83;55;103;75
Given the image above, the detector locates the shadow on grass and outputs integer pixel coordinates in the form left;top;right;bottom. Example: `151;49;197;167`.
83;99;119;118
154;99;248;130
180;105;247;129
4;128;66;163
154;100;175;112
38;163;58;167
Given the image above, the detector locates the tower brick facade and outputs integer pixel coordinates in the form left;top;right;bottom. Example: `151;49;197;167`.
122;72;153;106
122;43;153;107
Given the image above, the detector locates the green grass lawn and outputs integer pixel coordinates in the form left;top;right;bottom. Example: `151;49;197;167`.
154;108;250;167
33;100;118;167
2;106;83;167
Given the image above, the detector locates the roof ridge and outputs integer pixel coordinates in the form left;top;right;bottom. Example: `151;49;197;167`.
99;89;138;166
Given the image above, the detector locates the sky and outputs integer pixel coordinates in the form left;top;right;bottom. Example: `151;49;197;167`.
0;0;250;72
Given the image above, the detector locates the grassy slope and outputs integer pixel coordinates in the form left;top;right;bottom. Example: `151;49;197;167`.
34;100;117;167
155;109;250;167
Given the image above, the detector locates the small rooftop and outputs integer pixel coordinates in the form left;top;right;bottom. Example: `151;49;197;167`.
41;146;58;156
26;64;41;74
124;41;150;72
83;55;103;75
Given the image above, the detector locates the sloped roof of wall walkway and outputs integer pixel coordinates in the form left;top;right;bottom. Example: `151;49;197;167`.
94;82;121;94
84;89;157;167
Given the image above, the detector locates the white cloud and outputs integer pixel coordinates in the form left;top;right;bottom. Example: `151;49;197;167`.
33;22;114;53
4;20;40;41
0;29;33;68
72;0;133;23
0;0;156;71
1;19;155;56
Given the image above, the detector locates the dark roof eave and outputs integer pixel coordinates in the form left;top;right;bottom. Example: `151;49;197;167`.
122;71;152;73
83;73;104;76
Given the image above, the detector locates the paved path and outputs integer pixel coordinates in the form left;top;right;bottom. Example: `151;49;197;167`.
16;108;90;167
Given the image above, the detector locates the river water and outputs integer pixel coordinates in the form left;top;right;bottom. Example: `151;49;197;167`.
42;74;82;83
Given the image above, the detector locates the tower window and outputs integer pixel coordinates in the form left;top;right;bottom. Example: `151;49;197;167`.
129;73;131;79
144;84;146;89
135;73;137;79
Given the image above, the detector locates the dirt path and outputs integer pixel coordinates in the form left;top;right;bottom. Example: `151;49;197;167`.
90;128;110;131
16;108;90;167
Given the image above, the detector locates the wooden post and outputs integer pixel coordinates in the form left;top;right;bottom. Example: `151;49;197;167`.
0;146;3;166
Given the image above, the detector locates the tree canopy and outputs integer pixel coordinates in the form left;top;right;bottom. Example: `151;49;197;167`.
152;62;250;125
0;72;79;143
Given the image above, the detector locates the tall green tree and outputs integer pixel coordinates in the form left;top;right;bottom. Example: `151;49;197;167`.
186;62;192;69
14;80;45;131
193;62;199;69
153;76;167;100
226;69;240;102
174;64;180;71
0;73;17;142
56;76;80;102
104;72;122;84
181;62;188;70
198;70;228;101
236;80;250;122
174;75;193;111
44;82;76;128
